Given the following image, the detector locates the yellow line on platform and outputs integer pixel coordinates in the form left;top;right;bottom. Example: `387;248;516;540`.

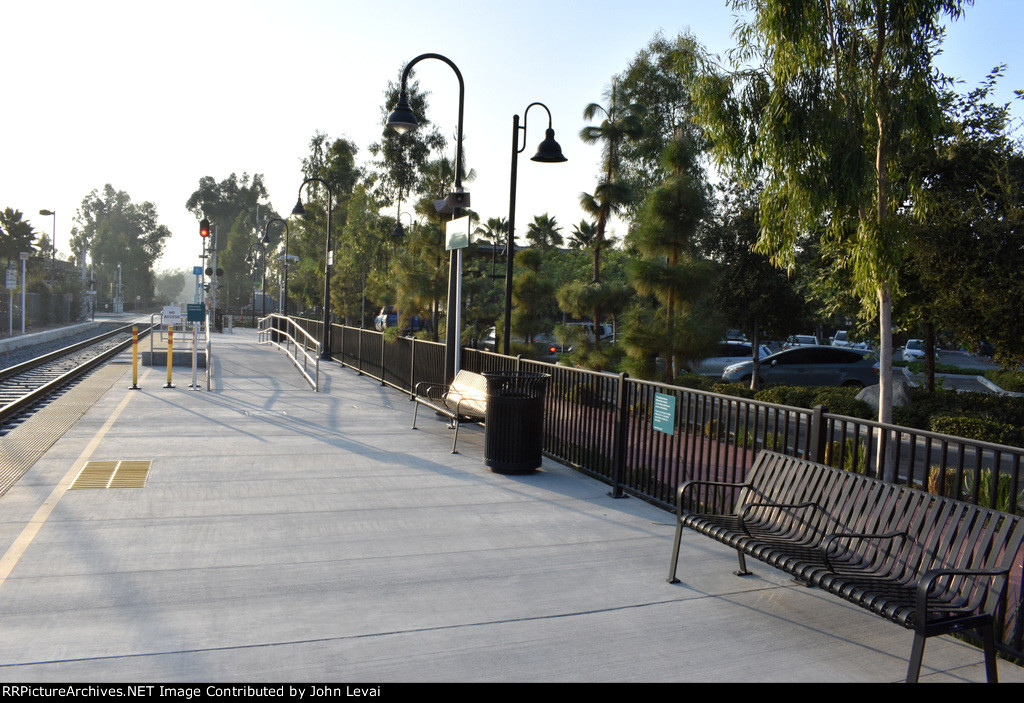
0;370;152;589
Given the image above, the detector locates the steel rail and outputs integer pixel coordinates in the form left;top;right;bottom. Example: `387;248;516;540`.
0;323;154;424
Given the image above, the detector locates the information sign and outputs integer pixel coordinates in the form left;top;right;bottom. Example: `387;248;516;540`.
186;303;205;323
652;392;676;435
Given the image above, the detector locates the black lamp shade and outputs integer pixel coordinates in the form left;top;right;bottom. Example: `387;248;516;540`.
291;197;306;217
386;90;419;134
532;128;567;163
392;222;406;239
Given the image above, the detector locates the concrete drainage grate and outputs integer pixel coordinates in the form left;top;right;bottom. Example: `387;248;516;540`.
70;460;151;489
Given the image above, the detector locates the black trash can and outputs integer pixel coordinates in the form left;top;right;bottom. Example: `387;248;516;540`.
482;371;550;474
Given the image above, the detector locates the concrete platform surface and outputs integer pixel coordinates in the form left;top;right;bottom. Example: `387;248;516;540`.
0;328;1021;683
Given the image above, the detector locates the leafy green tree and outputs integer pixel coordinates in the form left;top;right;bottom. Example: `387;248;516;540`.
705;183;809;386
688;0;971;432
615;30;707;217
623;134;717;382
333;184;385;326
185;173;274;313
368;74;446;209
907;71;1024;379
71;185;171;309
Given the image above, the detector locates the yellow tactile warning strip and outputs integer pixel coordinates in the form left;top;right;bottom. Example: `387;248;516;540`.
0;368;149;590
0;364;130;497
69;460;151;489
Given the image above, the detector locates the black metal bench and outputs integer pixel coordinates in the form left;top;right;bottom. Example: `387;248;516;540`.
667;450;1024;682
412;369;488;453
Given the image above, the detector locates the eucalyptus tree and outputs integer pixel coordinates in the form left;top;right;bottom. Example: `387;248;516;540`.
368;74;446;209
71;184;171;309
687;0;971;435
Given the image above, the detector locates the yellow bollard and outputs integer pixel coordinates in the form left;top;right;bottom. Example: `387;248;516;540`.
129;326;140;390
164;327;175;388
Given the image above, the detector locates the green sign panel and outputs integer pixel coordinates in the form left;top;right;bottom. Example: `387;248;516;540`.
652;392;676;435
186;303;205;323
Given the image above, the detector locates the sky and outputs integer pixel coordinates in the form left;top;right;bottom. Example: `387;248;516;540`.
3;0;1023;276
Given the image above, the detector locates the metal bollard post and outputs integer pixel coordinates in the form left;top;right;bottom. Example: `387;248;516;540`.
164;328;175;388
129;326;140;390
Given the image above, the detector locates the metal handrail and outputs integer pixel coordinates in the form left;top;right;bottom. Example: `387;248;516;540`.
258;314;320;391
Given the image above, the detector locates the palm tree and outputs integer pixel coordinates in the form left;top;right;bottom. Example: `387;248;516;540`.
567;219;598;251
524;213;563;250
578;82;644;284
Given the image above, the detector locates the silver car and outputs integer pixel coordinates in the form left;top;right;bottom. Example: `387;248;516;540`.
723;345;880;388
690;341;772;379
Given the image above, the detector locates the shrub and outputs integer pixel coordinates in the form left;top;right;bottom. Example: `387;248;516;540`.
929;415;1022;447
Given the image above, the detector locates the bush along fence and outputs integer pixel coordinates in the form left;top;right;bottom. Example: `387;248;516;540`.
291;317;1024;659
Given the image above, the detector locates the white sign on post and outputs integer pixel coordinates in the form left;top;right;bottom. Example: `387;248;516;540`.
445;215;471;251
5;269;16;290
162;305;182;326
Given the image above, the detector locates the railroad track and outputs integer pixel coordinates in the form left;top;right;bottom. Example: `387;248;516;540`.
0;323;153;432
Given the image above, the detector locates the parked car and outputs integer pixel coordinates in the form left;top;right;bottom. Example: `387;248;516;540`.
722;345;879;388
831;330;851;347
689;341;772;379
902;339;926;361
374;306;427;334
784;334;820;348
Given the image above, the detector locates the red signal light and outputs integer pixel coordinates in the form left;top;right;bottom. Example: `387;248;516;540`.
199;218;210;238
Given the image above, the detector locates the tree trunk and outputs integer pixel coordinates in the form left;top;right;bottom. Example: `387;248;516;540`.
923;321;936;393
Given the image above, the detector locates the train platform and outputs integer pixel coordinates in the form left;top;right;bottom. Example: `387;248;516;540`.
0;327;1021;683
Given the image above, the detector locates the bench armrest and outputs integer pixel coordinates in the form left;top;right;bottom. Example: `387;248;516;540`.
915;566;1012;623
414;382;449;402
676;480;750;516
818;531;907;572
737;501;823;538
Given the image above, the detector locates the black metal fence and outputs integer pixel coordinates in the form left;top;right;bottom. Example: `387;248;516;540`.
294;318;1024;658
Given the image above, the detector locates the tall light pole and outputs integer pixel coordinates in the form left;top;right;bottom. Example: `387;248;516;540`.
39;209;56;272
263;218;289;316
292;178;334;359
503;103;567;355
386;53;468;384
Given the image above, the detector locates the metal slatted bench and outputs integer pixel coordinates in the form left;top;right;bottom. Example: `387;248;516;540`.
412;369;488;454
667;450;1024;682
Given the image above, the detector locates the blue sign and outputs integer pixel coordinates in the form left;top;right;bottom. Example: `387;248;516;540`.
193;266;203;276
652;392;676;435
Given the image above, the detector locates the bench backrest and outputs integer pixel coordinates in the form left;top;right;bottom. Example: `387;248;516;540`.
741;451;1024;607
447;370;488;417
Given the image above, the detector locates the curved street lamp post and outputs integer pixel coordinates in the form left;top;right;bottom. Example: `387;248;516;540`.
263;217;289;316
503;103;567;355
292;179;335;359
386;53;467;384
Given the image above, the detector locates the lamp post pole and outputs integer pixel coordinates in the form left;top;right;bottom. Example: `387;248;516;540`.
292;178;334;359
503;103;567;355
263;218;289;316
387;53;466;384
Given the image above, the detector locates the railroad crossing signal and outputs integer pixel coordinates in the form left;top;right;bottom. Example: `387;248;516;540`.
199;219;210;238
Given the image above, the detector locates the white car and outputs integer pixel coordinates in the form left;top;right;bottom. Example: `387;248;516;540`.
690;341;772;379
902;339;926;361
785;334;820;348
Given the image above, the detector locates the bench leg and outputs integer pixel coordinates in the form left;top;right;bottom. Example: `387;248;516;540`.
979;620;999;683
906;632;926;683
667;520;684;584
734;549;752;577
412;401;420;430
451;421;460;454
